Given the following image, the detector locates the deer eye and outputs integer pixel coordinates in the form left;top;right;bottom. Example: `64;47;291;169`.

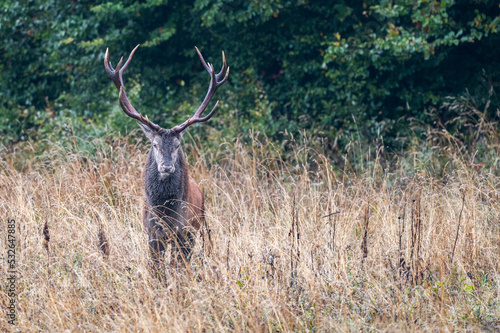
153;143;158;149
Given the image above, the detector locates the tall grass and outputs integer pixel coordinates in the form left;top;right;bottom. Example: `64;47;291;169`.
1;131;499;332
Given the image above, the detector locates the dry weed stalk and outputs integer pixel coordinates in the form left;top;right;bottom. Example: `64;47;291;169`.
0;134;499;331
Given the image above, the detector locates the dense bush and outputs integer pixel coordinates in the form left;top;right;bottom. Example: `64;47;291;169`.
1;0;499;149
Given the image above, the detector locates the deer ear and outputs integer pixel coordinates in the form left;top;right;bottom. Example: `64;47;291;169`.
178;129;185;139
137;122;155;141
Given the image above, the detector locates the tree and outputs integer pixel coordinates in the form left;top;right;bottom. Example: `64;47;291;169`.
1;0;499;148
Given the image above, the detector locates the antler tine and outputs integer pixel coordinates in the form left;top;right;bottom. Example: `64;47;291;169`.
195;47;229;85
195;46;210;72
198;100;219;122
171;48;229;133
104;45;161;132
193;62;217;119
215;51;229;82
104;48;124;90
119;44;140;81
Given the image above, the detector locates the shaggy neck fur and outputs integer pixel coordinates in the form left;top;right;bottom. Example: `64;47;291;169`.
144;147;189;218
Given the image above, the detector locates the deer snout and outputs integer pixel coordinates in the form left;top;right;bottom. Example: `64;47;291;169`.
159;164;175;174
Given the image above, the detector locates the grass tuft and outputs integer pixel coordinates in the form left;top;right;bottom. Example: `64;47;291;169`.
1;133;499;331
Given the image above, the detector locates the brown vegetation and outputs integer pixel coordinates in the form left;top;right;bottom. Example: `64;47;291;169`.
0;133;499;331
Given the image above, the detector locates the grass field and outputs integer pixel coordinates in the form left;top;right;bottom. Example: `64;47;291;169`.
1;133;499;331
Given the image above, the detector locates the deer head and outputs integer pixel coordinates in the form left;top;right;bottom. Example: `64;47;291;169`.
104;45;229;179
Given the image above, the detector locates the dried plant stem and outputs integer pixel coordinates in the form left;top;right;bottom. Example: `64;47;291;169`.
361;203;370;265
450;191;466;269
1;134;498;331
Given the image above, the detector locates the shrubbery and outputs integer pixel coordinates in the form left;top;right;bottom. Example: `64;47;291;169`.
1;0;499;150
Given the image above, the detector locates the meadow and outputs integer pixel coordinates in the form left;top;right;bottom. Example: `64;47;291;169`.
1;132;499;332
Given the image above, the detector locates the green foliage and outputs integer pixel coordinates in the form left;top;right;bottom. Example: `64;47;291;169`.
322;0;500;146
1;0;499;150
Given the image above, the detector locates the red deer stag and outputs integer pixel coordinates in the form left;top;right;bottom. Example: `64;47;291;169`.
104;45;229;268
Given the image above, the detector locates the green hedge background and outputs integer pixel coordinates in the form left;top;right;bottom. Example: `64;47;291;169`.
1;0;499;151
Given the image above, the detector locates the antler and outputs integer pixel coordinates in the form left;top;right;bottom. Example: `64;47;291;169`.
171;47;229;133
104;45;161;132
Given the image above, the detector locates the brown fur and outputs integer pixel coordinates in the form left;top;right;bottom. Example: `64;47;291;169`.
185;178;204;230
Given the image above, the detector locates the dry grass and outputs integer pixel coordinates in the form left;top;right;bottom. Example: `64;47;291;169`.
1;133;499;332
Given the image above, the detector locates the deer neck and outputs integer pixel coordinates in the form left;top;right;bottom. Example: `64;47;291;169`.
144;149;188;208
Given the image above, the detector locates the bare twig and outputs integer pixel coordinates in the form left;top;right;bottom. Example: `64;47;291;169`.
322;211;340;218
43;221;50;254
450;191;466;268
361;203;369;265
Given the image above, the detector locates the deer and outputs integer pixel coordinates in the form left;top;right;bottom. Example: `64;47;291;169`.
104;45;229;269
